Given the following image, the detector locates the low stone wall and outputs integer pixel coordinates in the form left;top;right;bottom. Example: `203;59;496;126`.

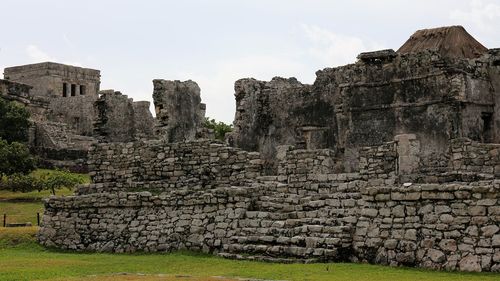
356;182;500;271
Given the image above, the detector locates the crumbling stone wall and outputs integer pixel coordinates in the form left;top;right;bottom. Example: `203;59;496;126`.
153;80;205;142
230;78;334;164
93;90;156;143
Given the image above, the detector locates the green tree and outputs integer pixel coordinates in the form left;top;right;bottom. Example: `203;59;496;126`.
0;139;37;176
0;98;31;143
37;170;86;195
204;117;233;141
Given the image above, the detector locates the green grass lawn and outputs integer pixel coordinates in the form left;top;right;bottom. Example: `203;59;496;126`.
0;228;499;281
0;201;43;225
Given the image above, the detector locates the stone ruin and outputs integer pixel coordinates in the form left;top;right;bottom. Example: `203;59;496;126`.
15;26;500;272
0;63;207;171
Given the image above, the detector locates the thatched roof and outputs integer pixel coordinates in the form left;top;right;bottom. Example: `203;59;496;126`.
397;26;488;59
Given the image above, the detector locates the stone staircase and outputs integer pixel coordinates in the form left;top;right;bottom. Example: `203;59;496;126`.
217;177;358;262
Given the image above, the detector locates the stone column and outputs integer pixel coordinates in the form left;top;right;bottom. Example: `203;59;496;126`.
394;134;420;175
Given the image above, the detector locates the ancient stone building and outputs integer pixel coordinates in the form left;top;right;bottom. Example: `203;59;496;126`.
1;62;158;170
38;26;500;272
230;26;500;175
4;62;101;136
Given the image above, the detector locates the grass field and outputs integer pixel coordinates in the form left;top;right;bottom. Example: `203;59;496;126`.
0;201;43;226
0;228;499;281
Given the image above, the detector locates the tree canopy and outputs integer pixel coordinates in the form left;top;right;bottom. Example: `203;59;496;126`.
0;98;31;143
0;139;37;176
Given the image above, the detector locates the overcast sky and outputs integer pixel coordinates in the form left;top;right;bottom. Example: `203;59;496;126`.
1;0;499;122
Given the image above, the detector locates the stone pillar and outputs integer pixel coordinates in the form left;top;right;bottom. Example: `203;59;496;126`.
152;79;203;143
394;134;420;175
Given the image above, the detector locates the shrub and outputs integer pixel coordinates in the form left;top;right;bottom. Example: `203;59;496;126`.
37;170;86;195
0;174;41;193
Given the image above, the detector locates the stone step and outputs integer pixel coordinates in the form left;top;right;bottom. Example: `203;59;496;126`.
228;235;348;247
217;252;320;263
220;243;340;259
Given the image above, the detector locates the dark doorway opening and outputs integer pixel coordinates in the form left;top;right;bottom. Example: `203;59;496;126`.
481;112;493;143
62;83;67;97
71;84;76;96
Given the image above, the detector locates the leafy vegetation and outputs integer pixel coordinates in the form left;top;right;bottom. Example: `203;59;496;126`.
204;117;233;141
0;139;37;176
0;98;36;176
0;169;86;195
0;169;89;225
0;98;31;143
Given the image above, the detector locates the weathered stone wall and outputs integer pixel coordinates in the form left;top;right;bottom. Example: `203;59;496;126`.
81;139;262;194
39;138;500;272
48;95;98;136
357;182;500;272
450;138;500;177
93;90;156;143
153;80;205;142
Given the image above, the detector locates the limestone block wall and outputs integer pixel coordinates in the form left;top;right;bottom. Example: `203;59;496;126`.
358;141;398;180
82;139;263;194
356;182;500;272
450;138;500;177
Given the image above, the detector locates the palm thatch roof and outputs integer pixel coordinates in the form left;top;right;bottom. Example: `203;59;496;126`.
397;26;488;59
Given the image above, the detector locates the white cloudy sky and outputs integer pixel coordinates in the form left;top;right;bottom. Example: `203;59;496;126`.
1;0;499;122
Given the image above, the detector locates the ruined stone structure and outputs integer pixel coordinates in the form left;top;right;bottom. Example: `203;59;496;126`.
4;62;101;136
38;26;500;272
230;26;500;175
153;79;207;142
94;90;155;143
1;63;159;171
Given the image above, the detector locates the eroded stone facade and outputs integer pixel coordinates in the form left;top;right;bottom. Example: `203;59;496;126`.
230;28;500;175
153;79;206;142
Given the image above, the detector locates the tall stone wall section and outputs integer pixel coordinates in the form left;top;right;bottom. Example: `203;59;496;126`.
93;90;156;143
39;138;500;272
153;80;206;142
